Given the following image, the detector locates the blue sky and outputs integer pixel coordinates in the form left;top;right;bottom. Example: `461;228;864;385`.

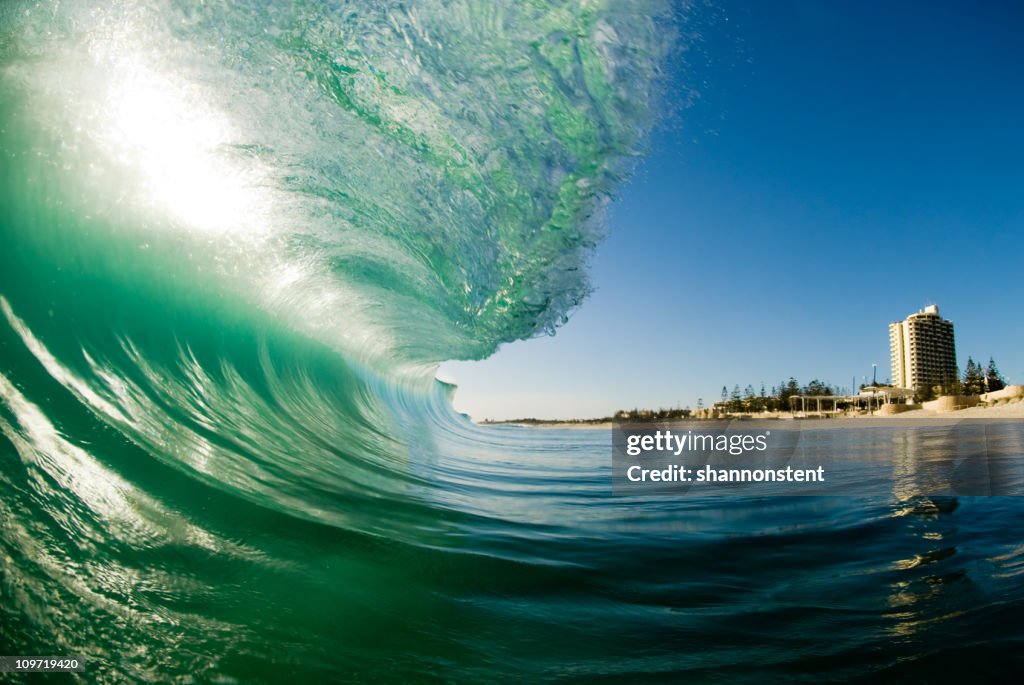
441;0;1024;420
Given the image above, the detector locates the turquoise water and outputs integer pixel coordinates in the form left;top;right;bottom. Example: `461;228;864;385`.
3;1;1024;682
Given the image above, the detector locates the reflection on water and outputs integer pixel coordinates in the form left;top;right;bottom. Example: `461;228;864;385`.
889;421;1024;498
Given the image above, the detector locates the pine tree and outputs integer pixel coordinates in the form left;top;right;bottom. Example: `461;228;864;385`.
740;385;754;412
985;357;1006;393
963;357;985;396
721;386;728;404
730;385;741;405
774;378;800;412
804;379;833;396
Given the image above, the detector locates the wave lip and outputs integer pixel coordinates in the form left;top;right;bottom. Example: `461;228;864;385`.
0;4;686;680
1;0;675;368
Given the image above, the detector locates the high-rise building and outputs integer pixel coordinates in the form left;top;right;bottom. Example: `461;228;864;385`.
889;305;957;391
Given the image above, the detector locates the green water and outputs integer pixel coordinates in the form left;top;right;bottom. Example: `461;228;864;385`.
4;2;1024;683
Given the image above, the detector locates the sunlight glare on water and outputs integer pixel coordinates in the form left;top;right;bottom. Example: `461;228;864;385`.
103;61;270;237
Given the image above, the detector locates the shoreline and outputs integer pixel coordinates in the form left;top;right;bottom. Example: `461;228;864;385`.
478;400;1024;429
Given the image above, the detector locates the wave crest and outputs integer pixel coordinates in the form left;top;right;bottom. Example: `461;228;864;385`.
1;0;674;367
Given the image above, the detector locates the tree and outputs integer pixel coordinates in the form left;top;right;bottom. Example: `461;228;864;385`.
773;378;800;412
962;357;985;396
730;384;742;411
721;386;729;404
985;357;1006;393
804;379;832;396
740;385;754;412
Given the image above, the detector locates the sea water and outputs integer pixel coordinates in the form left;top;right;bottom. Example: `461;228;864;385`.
3;1;1024;682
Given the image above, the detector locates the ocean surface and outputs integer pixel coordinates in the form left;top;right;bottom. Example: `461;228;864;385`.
3;1;1024;682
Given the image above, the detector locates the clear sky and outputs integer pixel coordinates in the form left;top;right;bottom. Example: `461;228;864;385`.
440;0;1024;421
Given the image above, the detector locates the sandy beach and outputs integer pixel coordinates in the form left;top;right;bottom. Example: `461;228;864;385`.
481;400;1024;429
482;421;616;430
875;402;1024;419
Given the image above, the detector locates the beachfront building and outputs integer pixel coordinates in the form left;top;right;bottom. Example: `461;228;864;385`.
888;305;957;391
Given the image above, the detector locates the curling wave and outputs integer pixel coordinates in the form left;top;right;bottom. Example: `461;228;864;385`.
0;1;677;678
0;0;674;567
6;3;1024;684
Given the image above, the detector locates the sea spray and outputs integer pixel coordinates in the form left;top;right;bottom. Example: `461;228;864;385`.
0;4;680;680
1;0;675;368
2;4;1024;675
